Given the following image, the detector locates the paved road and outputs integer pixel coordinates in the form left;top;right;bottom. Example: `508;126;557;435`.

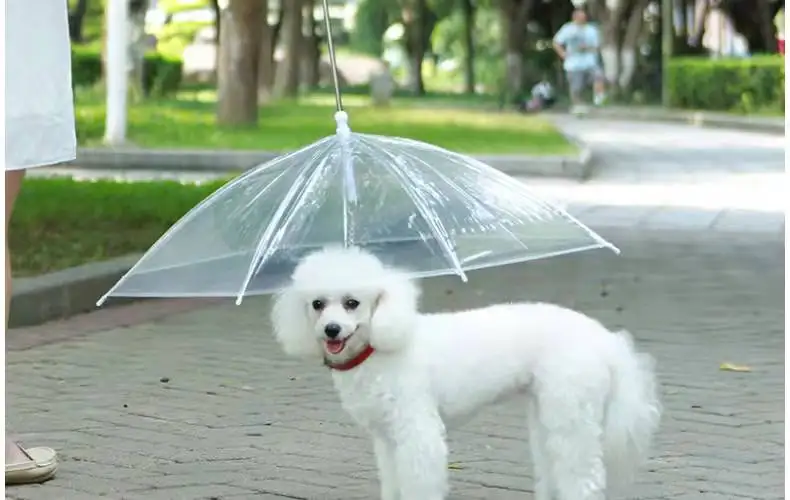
7;121;786;499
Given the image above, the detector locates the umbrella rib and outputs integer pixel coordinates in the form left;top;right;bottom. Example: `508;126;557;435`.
95;155;304;307
391;137;618;253
236;142;336;304
366;139;467;281
392;144;531;255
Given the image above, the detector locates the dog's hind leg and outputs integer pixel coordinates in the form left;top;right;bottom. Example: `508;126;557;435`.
537;393;607;500
390;413;449;500
373;437;400;500
527;397;553;500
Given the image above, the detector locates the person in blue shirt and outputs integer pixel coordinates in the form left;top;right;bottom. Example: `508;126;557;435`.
552;7;606;112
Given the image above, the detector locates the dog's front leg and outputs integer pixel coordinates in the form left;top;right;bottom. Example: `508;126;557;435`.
373;437;400;500
391;415;449;500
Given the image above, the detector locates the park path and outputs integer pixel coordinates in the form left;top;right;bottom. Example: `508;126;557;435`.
529;116;785;235
7;119;786;499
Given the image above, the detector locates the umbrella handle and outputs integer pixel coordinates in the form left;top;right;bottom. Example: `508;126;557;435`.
321;0;344;113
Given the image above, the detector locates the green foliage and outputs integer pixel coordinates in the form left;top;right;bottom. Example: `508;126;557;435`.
667;56;785;114
350;0;395;56
71;46;184;97
10;177;227;276
431;5;504;92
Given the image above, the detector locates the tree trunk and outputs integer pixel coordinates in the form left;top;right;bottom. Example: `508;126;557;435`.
258;1;284;103
210;0;221;43
301;0;321;89
599;0;633;94
690;0;710;47
461;0;476;94
274;0;304;98
756;0;777;51
500;0;534;99
618;0;648;91
402;0;428;95
68;0;89;42
129;0;150;100
217;0;264;126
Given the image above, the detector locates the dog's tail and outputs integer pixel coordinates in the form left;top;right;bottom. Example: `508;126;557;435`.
602;329;661;490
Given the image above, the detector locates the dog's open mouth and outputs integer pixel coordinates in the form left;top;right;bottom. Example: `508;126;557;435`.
325;338;348;355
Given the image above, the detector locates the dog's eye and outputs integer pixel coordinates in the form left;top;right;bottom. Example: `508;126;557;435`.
344;298;360;310
311;300;325;311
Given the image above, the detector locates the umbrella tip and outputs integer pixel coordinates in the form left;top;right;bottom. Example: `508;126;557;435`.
235;296;244;306
334;111;351;137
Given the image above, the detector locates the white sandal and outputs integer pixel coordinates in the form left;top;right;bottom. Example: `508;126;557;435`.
5;444;58;485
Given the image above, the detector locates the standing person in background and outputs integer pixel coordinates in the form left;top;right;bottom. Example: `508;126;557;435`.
552;7;606;114
5;0;77;485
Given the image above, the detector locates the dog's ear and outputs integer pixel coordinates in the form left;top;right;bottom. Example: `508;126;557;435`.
369;272;420;352
270;288;323;359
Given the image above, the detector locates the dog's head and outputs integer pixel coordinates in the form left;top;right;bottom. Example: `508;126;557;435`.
270;246;420;362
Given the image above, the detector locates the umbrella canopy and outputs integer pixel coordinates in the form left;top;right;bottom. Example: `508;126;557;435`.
97;112;618;306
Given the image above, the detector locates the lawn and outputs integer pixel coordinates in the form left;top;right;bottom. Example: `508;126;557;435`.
75;91;575;155
10;178;227;277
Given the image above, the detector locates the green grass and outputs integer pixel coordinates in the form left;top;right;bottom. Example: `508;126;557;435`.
76;92;574;155
10;177;226;277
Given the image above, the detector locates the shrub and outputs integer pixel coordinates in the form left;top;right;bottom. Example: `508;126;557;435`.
667;56;784;114
71;46;183;96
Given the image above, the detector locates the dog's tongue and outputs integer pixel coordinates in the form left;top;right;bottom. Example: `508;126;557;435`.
325;339;345;355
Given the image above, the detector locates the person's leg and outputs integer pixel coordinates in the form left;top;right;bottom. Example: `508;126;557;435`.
5;169;58;484
6;169;24;322
6;169;28;463
566;71;583;106
566;71;585;113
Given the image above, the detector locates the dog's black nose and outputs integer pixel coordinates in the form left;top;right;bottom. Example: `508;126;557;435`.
324;323;342;338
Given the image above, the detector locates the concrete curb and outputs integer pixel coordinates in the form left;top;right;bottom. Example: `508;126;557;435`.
10;254;141;328
589;108;784;135
71;144;593;180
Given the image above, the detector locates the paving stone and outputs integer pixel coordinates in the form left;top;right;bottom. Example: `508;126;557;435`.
5;227;783;499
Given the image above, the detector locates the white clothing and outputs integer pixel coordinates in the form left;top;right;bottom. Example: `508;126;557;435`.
5;0;77;170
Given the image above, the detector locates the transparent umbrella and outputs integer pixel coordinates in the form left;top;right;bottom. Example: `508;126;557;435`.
97;3;618;307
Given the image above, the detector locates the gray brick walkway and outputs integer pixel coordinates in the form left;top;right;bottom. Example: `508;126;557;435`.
7;121;785;498
6;228;784;500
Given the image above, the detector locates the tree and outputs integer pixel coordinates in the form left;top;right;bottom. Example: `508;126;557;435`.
302;0;322;89
498;0;535;98
275;0;304;98
68;0;90;43
402;0;430;94
460;0;476;93
258;2;285;103
217;0;264;126
592;0;650;95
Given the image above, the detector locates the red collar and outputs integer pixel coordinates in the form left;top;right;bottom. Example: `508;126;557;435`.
325;344;376;371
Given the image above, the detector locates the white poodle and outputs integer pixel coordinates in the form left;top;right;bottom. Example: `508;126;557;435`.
271;246;661;500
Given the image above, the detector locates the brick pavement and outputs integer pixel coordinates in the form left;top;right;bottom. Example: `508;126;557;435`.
5;227;784;500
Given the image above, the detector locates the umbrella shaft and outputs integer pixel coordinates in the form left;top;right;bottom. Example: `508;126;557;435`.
321;0;344;112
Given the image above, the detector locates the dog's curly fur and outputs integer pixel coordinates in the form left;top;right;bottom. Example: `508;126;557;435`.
271;246;661;500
